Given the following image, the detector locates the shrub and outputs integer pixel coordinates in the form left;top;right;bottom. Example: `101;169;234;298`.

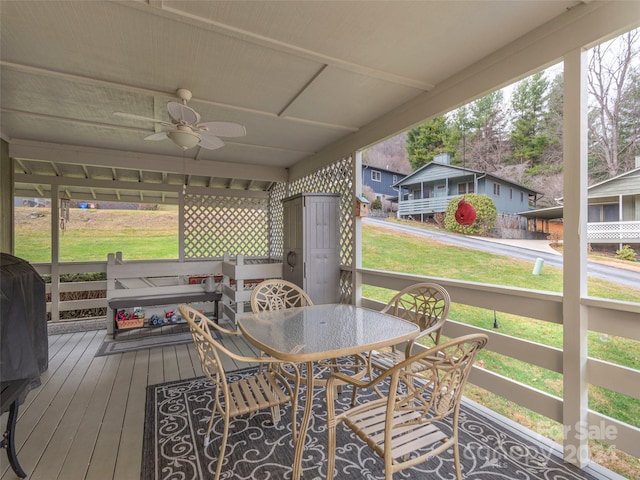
444;194;497;236
371;198;382;210
547;231;562;246
615;245;637;262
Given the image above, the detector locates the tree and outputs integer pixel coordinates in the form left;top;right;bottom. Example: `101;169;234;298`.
363;133;411;174
465;91;510;172
448;105;473;168
588;29;640;179
510;72;550;165
406;116;454;170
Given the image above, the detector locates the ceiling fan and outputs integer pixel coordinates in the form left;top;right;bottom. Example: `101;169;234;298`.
114;88;246;150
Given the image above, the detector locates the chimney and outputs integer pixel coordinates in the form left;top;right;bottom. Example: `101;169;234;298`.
433;153;451;165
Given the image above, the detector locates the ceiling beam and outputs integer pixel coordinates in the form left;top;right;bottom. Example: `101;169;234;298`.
14;173;271;199
9;140;288;183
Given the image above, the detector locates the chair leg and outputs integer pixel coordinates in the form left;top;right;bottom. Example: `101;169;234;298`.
453;438;462;480
325;423;336;479
270;405;282;425
204;400;218;447
214;411;231;480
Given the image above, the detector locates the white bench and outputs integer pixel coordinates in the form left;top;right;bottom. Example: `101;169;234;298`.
106;252;223;338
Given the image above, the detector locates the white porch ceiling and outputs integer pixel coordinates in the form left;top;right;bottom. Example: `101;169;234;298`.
1;1;638;202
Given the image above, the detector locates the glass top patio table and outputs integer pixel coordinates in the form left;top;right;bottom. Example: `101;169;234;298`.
237;304;419;480
237;303;420;363
238;304;420;480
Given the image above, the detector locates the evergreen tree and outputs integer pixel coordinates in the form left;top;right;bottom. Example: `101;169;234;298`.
510;72;550;165
449;106;473;168
405;116;453;170
619;69;640;170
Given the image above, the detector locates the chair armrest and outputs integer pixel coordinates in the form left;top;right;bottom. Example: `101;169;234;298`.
204;317;239;336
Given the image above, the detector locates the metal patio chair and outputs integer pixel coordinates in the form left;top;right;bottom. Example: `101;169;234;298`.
179;304;300;480
354;282;451;402
326;333;488;480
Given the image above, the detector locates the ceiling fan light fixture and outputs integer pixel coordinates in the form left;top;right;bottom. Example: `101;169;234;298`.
168;128;200;150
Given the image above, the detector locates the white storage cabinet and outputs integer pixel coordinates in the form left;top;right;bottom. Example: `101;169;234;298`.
282;193;340;304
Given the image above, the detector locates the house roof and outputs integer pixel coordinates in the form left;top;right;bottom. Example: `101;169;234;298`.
394;161;541;195
1;1;637;203
522;166;640;219
362;165;408;177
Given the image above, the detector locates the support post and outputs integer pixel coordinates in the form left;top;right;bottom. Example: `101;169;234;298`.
562;47;589;468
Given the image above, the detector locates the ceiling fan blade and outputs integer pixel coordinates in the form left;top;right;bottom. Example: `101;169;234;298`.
114;112;172;127
197;121;246;138
167;102;200;125
198;133;225;150
144;131;169;141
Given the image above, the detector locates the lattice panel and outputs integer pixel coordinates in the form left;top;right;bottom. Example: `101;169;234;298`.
268;182;288;258
183;194;270;259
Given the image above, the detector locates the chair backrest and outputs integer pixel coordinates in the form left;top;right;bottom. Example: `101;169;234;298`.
389;333;488;423
179;304;227;388
381;282;450;344
250;279;314;313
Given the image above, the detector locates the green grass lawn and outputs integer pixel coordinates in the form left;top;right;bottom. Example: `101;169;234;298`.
14;207;640;476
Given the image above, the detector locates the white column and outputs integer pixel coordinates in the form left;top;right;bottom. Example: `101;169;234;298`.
0;140;13;254
562;47;589;468
51;187;60;323
178;190;185;261
353;151;363;306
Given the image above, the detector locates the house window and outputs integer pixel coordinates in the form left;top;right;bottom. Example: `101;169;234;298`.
604;204;619;221
588;204;620;222
510;188;513;200
521;192;524;202
371;170;381;182
392;175;398;183
457;182;474;195
493;183;501;196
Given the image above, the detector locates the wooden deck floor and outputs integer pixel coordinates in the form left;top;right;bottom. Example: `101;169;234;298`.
0;325;619;480
0;324;259;480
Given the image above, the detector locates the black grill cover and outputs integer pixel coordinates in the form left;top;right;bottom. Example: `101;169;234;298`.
0;253;48;402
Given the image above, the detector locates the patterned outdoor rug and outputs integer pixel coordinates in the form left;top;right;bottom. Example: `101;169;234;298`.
142;367;600;480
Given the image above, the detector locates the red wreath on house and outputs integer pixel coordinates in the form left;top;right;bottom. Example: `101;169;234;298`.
455;199;476;226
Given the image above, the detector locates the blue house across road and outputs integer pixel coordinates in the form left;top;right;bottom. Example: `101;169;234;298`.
394;154;541;225
362;164;407;210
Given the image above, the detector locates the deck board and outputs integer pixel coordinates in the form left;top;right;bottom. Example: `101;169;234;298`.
4;331;100;477
86;351;141;480
27;334;107;480
113;349;152;480
56;354;122;480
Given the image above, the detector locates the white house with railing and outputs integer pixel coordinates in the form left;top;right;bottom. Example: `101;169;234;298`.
523;162;640;248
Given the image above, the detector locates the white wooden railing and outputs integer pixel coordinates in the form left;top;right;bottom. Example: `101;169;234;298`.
358;267;640;460
33;261;108;322
587;221;640;243
397;196;452;215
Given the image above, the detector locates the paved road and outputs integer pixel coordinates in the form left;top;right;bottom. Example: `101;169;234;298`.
364;218;640;289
